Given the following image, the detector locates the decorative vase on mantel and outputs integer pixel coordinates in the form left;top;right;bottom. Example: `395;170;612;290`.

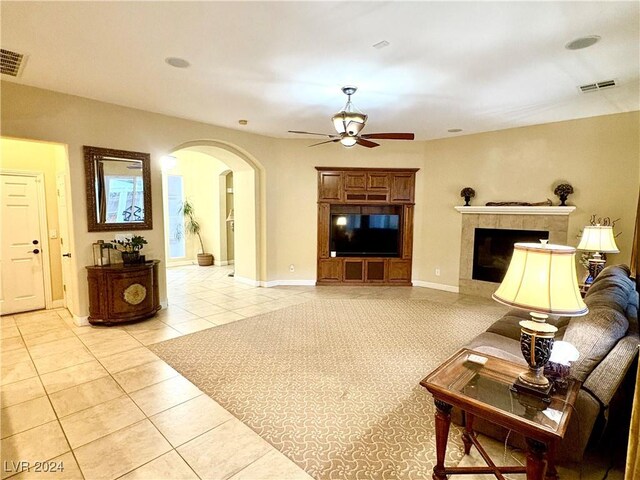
553;183;574;207
460;187;476;207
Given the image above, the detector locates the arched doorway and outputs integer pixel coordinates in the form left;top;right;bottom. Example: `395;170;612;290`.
161;140;265;285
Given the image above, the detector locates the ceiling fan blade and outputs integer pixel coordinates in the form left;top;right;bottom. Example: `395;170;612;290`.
288;130;337;138
356;138;380;148
360;133;415;140
308;139;341;147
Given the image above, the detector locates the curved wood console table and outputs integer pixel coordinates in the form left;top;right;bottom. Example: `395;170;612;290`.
86;260;160;325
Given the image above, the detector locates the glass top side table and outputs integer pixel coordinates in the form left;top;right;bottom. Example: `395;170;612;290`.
420;348;580;480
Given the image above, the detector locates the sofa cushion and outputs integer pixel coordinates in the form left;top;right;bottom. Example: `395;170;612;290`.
486;310;569;341
563;308;629;382
466;332;526;365
584;264;635;315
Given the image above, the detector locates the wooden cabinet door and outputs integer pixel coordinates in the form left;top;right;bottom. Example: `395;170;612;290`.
318;258;342;282
390;173;415;203
319;172;342;201
343;259;365;282
344;172;366;190
388;259;412;283
365;259;386;282
317;203;330;258
367;173;389;191
402;205;414;259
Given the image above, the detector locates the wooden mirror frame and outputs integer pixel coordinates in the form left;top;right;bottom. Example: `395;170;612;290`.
84;145;153;232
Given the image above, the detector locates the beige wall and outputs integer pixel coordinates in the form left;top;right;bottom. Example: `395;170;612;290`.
0;137;67;301
421;112;639;287
1;82;638;321
163;150;230;265
1;82;274;320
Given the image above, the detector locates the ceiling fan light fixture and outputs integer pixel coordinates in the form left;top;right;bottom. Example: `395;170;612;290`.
332;111;367;135
340;135;358;147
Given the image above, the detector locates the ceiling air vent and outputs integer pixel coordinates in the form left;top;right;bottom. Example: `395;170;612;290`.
578;79;617;93
1;49;26;77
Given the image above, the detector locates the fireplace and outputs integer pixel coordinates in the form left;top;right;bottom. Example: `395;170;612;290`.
455;206;575;298
472;228;549;283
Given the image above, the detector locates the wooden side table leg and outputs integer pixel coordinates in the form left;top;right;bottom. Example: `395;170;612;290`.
462;412;475;455
525;438;548;480
433;399;453;480
545;441;558;480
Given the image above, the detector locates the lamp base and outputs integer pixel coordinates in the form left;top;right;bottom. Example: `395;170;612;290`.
510;377;552;402
587;256;606;282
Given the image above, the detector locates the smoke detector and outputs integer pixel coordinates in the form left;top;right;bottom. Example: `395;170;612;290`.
1;49;27;77
578;79;617;93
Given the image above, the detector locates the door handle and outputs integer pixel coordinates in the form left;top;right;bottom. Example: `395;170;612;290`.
30;249;40;254
63;253;71;258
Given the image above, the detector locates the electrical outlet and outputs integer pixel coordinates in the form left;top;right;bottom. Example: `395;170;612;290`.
435;268;441;276
289;264;295;272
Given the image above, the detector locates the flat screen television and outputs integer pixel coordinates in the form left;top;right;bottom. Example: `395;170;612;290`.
330;214;400;257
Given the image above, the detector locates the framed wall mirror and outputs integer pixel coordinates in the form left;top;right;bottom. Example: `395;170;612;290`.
84;146;153;232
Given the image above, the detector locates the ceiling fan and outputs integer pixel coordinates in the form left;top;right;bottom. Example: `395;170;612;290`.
288;86;415;148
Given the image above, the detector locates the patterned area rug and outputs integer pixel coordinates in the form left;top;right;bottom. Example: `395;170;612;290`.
150;298;499;479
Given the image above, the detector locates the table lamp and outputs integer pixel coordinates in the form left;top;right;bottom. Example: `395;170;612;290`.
577;225;619;283
492;241;588;398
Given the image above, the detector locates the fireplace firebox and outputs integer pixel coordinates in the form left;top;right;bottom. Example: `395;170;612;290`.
472;228;549;283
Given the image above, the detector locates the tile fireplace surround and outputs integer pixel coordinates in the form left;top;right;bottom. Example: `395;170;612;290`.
456;206;576;298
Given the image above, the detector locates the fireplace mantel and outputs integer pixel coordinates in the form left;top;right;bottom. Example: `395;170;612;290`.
455;206;575;216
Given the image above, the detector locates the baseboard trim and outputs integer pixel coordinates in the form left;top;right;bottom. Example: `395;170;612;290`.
73;314;90;327
234;276;261;287
160;300;168;309
262;279;316;288
412;280;459;293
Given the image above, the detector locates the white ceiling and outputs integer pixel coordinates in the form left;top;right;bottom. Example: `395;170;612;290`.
2;1;639;140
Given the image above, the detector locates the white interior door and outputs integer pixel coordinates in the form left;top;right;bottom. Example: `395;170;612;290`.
1;174;46;314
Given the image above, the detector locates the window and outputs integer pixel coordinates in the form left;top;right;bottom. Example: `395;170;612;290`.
167;175;185;259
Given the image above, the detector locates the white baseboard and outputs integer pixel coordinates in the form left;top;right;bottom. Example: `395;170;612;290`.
262;279;316;288
73;314;90;327
160;300;168;309
234;275;261;287
412;280;459;293
214;260;235;266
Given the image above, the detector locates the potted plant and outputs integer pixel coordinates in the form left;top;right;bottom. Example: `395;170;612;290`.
178;200;214;266
113;234;147;264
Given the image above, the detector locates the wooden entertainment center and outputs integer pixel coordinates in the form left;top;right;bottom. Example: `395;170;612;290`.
316;167;418;286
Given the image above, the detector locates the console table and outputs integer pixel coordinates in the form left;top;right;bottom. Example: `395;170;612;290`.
86;260;160;325
420;348;579;480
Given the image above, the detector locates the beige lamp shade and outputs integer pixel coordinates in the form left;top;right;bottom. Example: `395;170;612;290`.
577;225;620;253
492;242;588;316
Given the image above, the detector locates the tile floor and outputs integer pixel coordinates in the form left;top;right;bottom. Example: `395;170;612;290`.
0;265;624;479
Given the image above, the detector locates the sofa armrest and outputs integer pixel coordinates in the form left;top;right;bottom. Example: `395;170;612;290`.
582;334;639;407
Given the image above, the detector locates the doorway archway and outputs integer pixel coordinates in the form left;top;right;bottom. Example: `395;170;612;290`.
163;140;265;284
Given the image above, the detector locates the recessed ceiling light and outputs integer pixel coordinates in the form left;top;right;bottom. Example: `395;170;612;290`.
448;128;463;133
238;120;248;126
373;40;390;49
565;35;601;50
165;57;190;68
